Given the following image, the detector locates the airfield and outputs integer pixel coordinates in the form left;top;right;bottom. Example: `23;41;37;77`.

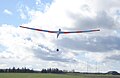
0;73;120;78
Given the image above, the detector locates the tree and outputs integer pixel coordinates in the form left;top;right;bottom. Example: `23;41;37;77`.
107;71;119;75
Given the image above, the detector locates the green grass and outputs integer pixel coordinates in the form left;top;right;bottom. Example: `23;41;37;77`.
0;73;120;78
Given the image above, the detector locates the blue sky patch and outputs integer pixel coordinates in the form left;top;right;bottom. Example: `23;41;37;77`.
0;0;53;26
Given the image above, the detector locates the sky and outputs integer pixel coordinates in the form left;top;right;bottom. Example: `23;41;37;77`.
0;0;120;73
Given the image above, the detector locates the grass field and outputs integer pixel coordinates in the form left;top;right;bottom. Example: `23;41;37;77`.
0;73;120;78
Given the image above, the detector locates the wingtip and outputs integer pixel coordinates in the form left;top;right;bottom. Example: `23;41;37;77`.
94;29;100;31
97;29;100;31
20;26;26;28
98;29;100;31
91;29;100;32
20;26;23;27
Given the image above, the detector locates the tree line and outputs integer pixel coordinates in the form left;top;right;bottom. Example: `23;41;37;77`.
0;67;34;73
0;67;119;75
0;67;67;73
41;68;67;73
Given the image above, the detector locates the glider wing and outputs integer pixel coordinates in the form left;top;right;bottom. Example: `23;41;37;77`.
20;26;100;38
20;26;57;33
60;29;100;34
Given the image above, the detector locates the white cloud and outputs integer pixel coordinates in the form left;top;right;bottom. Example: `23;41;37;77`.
0;24;79;70
17;4;30;20
26;0;120;30
36;0;41;5
3;9;13;15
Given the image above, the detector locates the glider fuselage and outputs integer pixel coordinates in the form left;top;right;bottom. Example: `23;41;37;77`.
57;29;61;38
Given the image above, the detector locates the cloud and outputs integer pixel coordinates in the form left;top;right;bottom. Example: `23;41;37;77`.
32;44;77;63
25;0;120;31
3;9;13;15
69;11;115;29
107;55;120;61
56;35;120;52
0;24;77;67
105;51;120;61
36;0;41;5
17;5;28;19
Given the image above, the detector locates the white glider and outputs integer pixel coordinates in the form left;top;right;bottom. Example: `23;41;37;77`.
20;26;100;38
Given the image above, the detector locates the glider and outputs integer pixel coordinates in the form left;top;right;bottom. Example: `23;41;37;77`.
20;26;100;38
